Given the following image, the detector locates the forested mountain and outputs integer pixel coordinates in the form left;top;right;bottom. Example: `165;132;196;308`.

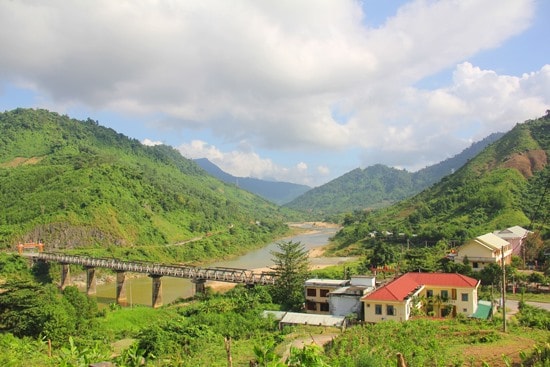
333;114;550;249
284;132;504;216
194;158;310;205
0;108;296;261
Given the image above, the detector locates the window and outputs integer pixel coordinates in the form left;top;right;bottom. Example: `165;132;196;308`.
461;293;469;302
473;262;479;269
387;305;395;316
306;301;317;311
320;303;329;312
451;289;457;300
426;290;433;298
441;290;449;301
375;304;382;315
306;288;316;297
320;289;330;297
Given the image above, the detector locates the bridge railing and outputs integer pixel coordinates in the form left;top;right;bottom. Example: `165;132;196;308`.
34;253;276;285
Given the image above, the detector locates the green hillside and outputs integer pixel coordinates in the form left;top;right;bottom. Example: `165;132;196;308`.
284;133;503;217
0;108;296;261
332;114;550;249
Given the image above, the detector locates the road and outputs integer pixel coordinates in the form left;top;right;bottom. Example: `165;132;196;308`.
505;299;550;318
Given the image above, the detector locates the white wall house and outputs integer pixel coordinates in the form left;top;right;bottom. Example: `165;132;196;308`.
329;276;375;318
454;233;512;271
361;273;480;323
493;226;532;256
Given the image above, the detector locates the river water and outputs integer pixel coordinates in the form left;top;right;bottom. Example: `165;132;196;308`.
88;223;341;307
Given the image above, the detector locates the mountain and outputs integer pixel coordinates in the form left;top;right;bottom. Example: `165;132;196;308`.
332;114;550;248
0;108;295;261
194;158;311;205
284;132;504;216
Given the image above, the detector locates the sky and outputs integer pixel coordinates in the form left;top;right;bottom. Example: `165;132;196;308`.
1;0;549;187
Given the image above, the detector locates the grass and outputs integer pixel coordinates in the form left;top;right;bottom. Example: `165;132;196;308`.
98;305;175;339
507;292;550;303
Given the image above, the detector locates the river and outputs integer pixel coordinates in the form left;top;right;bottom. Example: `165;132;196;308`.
88;223;346;307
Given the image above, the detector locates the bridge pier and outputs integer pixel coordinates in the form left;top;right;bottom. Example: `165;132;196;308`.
116;271;127;306
150;275;163;308
86;267;97;295
60;263;71;289
192;278;207;295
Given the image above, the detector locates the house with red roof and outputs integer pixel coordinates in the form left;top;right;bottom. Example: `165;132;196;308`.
361;272;480;323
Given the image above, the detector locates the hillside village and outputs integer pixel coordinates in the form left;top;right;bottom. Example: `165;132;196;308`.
0;110;548;366
279;225;537;329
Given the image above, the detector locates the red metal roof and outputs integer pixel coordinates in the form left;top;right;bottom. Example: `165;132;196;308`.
362;272;479;302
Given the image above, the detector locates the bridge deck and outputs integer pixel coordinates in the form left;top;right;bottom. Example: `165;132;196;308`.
31;252;277;285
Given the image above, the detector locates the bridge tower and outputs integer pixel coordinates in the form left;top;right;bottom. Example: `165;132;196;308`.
116;271;127;306
86;267;97;295
150;275;163;308
191;278;207;295
60;263;71;289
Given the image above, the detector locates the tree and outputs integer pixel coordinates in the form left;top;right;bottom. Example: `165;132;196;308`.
368;239;397;269
269;241;310;311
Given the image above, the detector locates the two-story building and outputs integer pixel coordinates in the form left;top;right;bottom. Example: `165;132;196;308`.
453;233;512;271
328;276;375;318
361;272;480;323
493;225;532;256
304;279;350;314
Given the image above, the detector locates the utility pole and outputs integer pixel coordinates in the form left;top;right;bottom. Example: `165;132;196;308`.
501;249;507;332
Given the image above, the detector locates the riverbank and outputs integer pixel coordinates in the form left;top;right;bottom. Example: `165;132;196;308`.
207;238;356;293
76;221;347;303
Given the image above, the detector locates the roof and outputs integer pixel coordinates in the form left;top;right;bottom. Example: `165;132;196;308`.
494;226;532;239
362;272;479;302
305;279;350;287
470;300;492;319
330;285;373;296
279;312;346;327
474;233;510;250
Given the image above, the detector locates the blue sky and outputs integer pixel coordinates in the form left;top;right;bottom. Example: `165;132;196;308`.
1;0;549;187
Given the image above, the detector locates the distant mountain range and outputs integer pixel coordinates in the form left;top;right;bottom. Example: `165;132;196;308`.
331;113;549;248
283;132;505;216
194;158;310;205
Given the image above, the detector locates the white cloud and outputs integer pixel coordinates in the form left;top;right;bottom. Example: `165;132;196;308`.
177;140;317;185
141;138;163;147
317;166;330;175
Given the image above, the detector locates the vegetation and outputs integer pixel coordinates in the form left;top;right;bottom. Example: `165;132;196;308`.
269;241;310;311
285;133;504;218
2;226;550;366
0;108;301;263
329;115;549;254
1;110;550;366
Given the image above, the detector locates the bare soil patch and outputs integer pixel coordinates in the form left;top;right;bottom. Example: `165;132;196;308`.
455;334;537;367
1;156;44;167
502;149;547;178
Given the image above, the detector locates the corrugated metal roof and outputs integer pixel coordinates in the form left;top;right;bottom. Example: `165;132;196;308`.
280;312;346;327
470;300;492;319
305;279;350;287
476;233;510;249
494;226;531;239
